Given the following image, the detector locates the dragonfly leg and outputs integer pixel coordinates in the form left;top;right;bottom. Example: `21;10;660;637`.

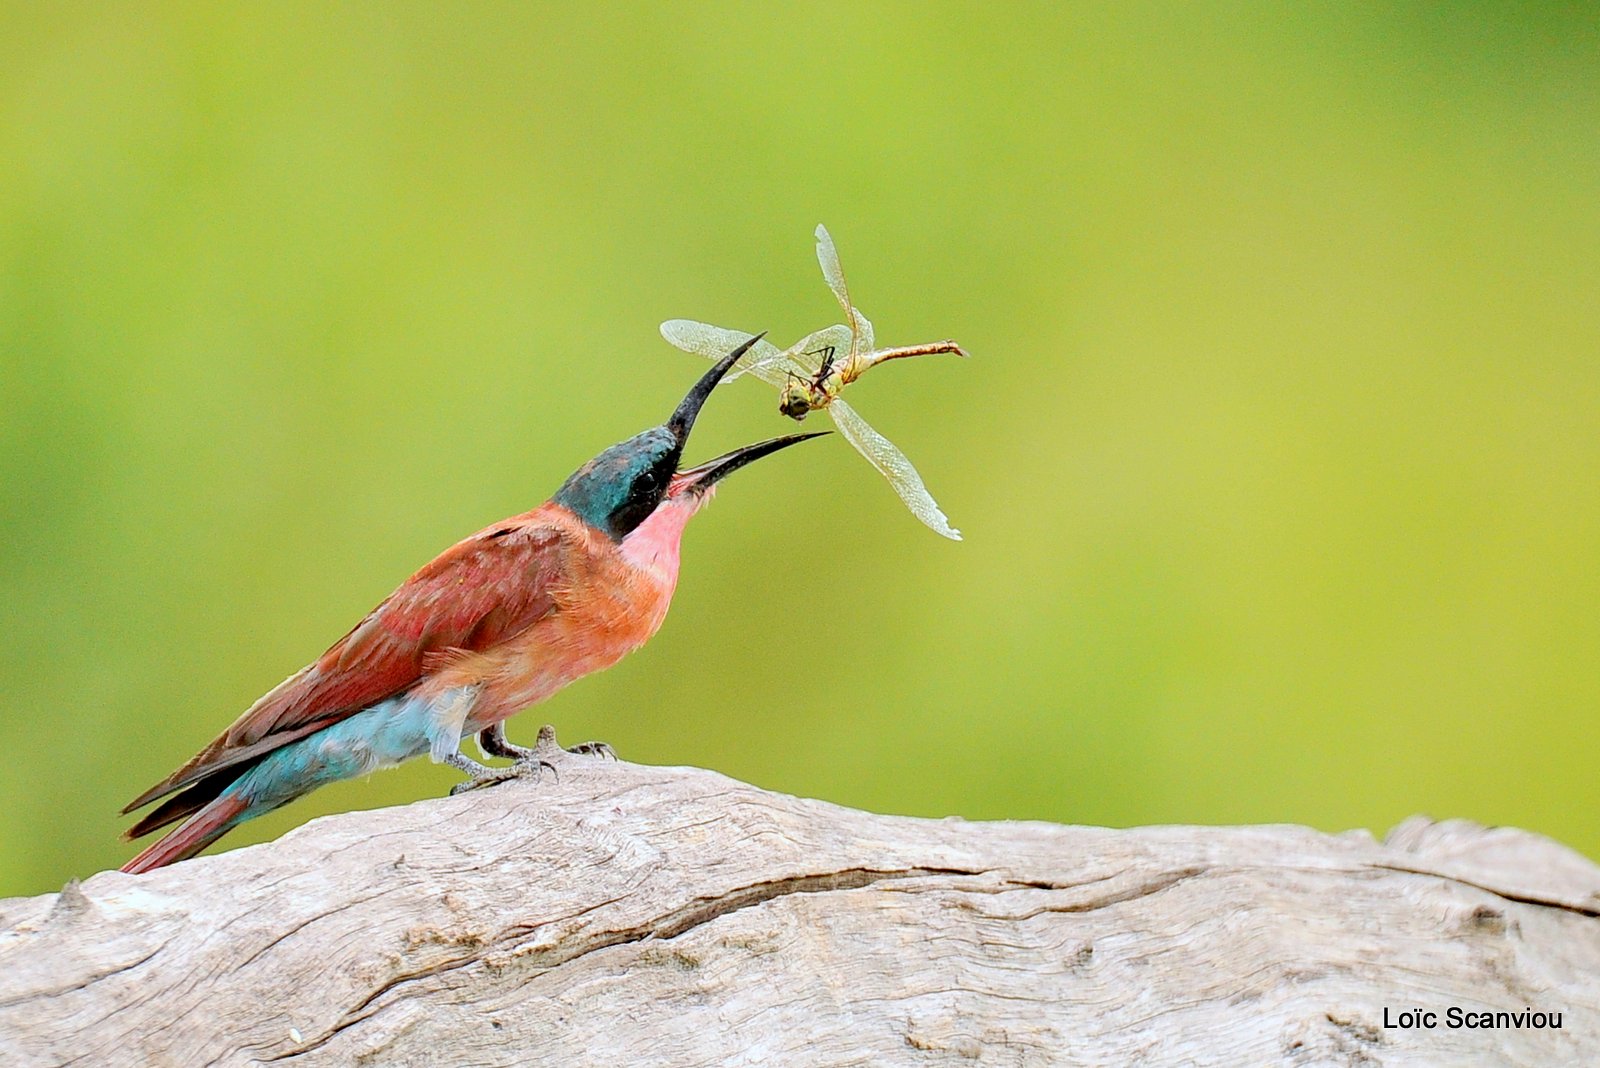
804;344;838;379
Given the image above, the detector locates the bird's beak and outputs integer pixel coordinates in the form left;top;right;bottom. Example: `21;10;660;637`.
671;433;828;496
667;332;767;445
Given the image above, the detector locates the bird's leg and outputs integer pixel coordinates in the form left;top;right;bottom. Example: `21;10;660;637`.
477;721;538;762
447;719;559;797
429;684;546;795
480;722;618;762
445;748;554;795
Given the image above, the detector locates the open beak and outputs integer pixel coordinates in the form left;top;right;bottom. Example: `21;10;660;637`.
668;331;767;446
671;433;828;496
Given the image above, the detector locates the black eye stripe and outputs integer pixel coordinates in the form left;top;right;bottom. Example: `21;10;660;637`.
605;448;680;540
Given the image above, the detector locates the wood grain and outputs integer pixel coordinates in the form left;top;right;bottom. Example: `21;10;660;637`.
3;746;1597;1066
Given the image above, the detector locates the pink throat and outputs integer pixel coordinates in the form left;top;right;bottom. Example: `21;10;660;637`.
619;492;708;580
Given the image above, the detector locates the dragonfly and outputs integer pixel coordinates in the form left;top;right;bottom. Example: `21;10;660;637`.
661;224;968;540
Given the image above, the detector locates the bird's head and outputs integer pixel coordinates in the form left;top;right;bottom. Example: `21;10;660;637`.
551;333;825;543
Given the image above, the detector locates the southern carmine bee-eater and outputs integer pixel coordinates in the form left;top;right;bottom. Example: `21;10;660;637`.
120;336;821;873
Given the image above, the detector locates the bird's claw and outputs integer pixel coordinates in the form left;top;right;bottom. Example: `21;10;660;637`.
451;725;616;796
530;723;618;761
448;757;556;796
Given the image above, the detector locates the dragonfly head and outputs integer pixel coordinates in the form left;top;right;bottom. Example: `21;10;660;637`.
778;384;813;421
778;371;831;422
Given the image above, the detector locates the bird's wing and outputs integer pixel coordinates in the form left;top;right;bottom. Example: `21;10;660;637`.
829;398;962;540
124;516;582;812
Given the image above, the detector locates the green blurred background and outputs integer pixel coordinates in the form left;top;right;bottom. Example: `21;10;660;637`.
2;4;1597;897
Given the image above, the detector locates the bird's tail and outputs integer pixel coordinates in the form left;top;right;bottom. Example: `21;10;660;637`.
120;793;252;874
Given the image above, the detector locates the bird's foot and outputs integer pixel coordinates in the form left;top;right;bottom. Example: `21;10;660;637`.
481;722;618;763
445;750;555;796
566;738;618;760
532;723;617;760
450;725;618;796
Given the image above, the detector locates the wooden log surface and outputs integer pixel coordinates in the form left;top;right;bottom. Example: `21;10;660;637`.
2;741;1598;1067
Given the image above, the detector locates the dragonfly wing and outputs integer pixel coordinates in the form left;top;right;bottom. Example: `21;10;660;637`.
829;398;961;540
813;224;875;354
660;320;783;382
743;324;854;379
814;224;851;315
846;306;874;360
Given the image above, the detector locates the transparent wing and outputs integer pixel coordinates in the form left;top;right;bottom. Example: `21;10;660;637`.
659;320;783;382
743;323;854;381
814;224;851;315
829;398;961;540
813;224;875;356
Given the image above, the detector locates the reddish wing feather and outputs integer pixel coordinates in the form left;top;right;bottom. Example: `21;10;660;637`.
229;520;570;747
125;512;581;812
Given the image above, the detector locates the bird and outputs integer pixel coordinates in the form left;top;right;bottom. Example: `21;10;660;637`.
119;335;823;873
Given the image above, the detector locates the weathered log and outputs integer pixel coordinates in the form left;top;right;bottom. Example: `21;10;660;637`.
2;742;1597;1066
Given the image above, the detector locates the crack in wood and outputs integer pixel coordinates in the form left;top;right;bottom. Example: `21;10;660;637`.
1367;861;1600;918
0;945;164;1010
268;866;975;1061
272;863;1242;1061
